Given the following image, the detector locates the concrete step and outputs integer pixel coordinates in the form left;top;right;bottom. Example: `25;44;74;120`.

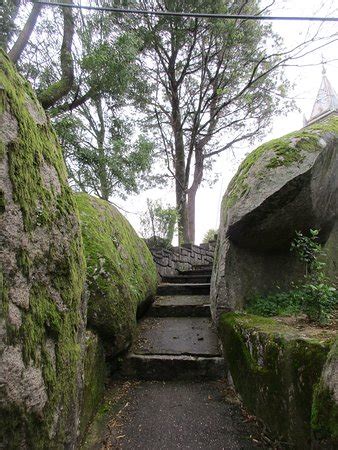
147;295;211;317
161;274;211;284
118;317;223;380
157;283;210;296
179;264;213;273
132;317;220;356
119;354;224;381
179;268;212;276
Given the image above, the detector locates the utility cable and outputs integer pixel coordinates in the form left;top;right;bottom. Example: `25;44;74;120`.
31;1;338;22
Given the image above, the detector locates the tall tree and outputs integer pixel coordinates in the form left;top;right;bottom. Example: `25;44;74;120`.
55;97;154;200
136;0;332;243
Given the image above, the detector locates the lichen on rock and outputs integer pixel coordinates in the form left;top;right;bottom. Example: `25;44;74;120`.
76;193;158;354
0;50;87;448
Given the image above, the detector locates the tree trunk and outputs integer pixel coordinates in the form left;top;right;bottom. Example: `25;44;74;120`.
186;149;204;244
94;98;110;201
171;89;189;243
187;186;197;244
8;3;42;63
38;0;74;109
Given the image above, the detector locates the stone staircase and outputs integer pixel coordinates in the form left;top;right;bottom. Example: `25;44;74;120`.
119;265;224;380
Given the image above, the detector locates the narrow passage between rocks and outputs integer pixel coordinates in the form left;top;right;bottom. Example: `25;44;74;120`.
83;266;267;450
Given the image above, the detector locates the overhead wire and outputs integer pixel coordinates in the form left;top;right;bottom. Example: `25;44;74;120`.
30;1;338;22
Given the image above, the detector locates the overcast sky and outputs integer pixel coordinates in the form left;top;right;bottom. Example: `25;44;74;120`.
115;0;338;244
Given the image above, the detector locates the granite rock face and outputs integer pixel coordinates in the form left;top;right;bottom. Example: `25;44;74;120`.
0;51;87;448
211;118;338;320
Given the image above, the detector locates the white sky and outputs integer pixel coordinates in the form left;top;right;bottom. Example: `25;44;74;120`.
112;0;338;244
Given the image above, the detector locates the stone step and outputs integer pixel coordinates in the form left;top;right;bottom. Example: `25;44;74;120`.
119;354;224;381
118;317;223;380
179;264;213;273
148;295;211;317
157;283;210;296
161;274;211;284
179;268;212;276
131;317;221;356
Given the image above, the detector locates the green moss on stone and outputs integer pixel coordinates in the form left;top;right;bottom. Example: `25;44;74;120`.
311;340;338;444
0;50;86;448
76;193;157;352
312;383;338;441
219;312;333;448
79;331;106;438
223;116;338;213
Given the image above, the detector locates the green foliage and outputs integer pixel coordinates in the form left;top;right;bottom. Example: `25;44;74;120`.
136;0;295;241
291;229;323;273
202;228;217;243
55;100;154;201
0;0;19;50
247;290;303;317
140;199;179;247
247;229;338;325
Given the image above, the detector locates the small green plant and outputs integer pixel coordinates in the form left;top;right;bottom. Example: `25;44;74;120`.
290;229;323;276
292;230;337;324
202;229;218;243
247;229;337;325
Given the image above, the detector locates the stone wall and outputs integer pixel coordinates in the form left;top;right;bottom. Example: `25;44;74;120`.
219;313;337;448
150;242;216;277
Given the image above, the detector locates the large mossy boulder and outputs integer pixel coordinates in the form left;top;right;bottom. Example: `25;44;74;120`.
211;117;338;320
0;51;87;447
76;193;157;354
219;313;335;448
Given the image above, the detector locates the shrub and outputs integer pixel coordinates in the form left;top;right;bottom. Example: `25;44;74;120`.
247;230;337;325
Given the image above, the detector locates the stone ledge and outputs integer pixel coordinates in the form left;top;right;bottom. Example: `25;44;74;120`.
218;312;336;448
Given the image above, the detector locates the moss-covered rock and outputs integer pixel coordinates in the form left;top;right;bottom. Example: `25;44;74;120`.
219;312;335;448
79;330;106;439
0;50;87;448
211;117;338;319
76;193;157;354
311;339;338;447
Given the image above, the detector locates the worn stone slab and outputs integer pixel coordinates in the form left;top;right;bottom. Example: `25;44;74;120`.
132;317;220;356
179;268;213;276
148;295;211;318
157;283;210;296
154;295;210;306
118;355;224;381
162;274;211;284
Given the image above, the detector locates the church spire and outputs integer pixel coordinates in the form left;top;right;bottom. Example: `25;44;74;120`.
305;61;338;126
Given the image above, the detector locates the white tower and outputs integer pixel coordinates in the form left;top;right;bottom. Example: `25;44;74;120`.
305;63;338;126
